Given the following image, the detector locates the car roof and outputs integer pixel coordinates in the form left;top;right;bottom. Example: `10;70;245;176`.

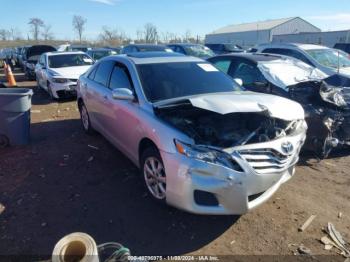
117;51;204;64
259;42;330;50
126;44;167;47
168;43;202;47
88;48;113;52
46;51;86;56
210;53;282;62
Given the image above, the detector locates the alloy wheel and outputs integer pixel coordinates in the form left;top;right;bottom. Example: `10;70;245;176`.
143;156;166;200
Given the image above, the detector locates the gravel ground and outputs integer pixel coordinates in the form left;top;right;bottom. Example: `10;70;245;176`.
0;70;349;261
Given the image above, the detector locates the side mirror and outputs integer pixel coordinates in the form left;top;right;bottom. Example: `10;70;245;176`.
112;88;134;101
234;78;243;86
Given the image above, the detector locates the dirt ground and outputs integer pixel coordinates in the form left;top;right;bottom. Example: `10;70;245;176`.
0;69;349;260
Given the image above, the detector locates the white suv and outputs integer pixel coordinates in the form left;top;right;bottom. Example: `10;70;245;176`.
35;51;93;99
256;43;350;78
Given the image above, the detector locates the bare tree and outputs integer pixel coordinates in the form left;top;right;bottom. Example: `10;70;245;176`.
9;28;22;40
99;26;125;45
72;15;87;43
0;29;10;41
144;23;158;43
161;31;172;43
183;30;192;43
42;25;54;40
28;18;44;41
136;29;144;43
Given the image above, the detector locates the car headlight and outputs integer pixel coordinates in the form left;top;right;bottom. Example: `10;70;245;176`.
333;92;347;107
174;139;242;171
320;86;348;108
27;63;35;70
52;78;68;84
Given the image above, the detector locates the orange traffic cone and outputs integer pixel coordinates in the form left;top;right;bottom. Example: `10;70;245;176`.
6;65;17;87
3;62;8;80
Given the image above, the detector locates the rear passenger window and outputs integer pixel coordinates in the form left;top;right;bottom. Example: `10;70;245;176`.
88;66;98;80
212;60;232;73
94;61;114;86
109;65;133;90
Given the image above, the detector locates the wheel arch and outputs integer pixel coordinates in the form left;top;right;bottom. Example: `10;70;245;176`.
138;138;159;166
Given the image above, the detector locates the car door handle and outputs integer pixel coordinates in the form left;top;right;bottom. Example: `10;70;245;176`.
103;95;108;100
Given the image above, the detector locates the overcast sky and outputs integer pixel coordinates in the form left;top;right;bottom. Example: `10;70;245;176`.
2;0;350;40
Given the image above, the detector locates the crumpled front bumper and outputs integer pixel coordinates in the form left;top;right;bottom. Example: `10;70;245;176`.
161;128;306;215
50;80;78;98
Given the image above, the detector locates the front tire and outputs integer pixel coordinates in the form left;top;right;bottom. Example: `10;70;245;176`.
47;82;55;100
79;102;94;135
141;147;167;202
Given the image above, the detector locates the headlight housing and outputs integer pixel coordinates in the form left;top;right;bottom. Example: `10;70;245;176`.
52;78;68;84
27;63;35;70
174;139;242;171
320;86;347;108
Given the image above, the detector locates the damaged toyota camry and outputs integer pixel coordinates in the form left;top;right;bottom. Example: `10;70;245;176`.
77;52;307;215
209;53;350;158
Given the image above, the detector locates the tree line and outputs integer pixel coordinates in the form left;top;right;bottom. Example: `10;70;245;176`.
0;16;202;45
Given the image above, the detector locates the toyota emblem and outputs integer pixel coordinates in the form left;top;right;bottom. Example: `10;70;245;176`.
281;141;294;154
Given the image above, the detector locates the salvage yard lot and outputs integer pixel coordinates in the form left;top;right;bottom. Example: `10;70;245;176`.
0;70;350;258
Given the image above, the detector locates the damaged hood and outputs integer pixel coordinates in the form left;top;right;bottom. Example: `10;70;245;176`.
258;58;327;90
49;66;91;79
338;67;350;77
156;92;305;121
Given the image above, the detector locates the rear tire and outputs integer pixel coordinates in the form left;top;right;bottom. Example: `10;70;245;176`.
79;101;94;135
140;146;167;203
0;135;9;148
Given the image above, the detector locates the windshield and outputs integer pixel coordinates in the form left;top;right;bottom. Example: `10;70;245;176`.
91;50;116;60
137;62;242;102
48;54;93;68
306;49;350;69
258;58;327;89
184;45;215;58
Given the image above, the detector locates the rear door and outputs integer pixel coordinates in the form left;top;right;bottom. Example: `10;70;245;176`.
84;60;115;133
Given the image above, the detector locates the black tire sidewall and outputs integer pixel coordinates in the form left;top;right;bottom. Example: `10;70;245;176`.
79;102;94;135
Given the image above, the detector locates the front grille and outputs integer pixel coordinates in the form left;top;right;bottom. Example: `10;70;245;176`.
238;148;294;174
69;79;77;83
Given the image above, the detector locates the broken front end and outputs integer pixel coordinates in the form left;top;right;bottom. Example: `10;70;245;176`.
289;75;350;158
155;95;307;214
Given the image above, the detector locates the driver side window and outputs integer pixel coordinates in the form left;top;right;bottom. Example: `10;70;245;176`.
109;64;133;91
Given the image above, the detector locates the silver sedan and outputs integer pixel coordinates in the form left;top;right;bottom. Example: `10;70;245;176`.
77;52;307;215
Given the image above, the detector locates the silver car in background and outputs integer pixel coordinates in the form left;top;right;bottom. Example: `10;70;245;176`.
77;52;307;215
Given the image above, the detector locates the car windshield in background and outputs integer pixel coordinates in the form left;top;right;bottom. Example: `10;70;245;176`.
224;44;243;51
184;45;215;58
91;51;115;60
137;62;242;102
48;54;93;68
306;49;350;69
